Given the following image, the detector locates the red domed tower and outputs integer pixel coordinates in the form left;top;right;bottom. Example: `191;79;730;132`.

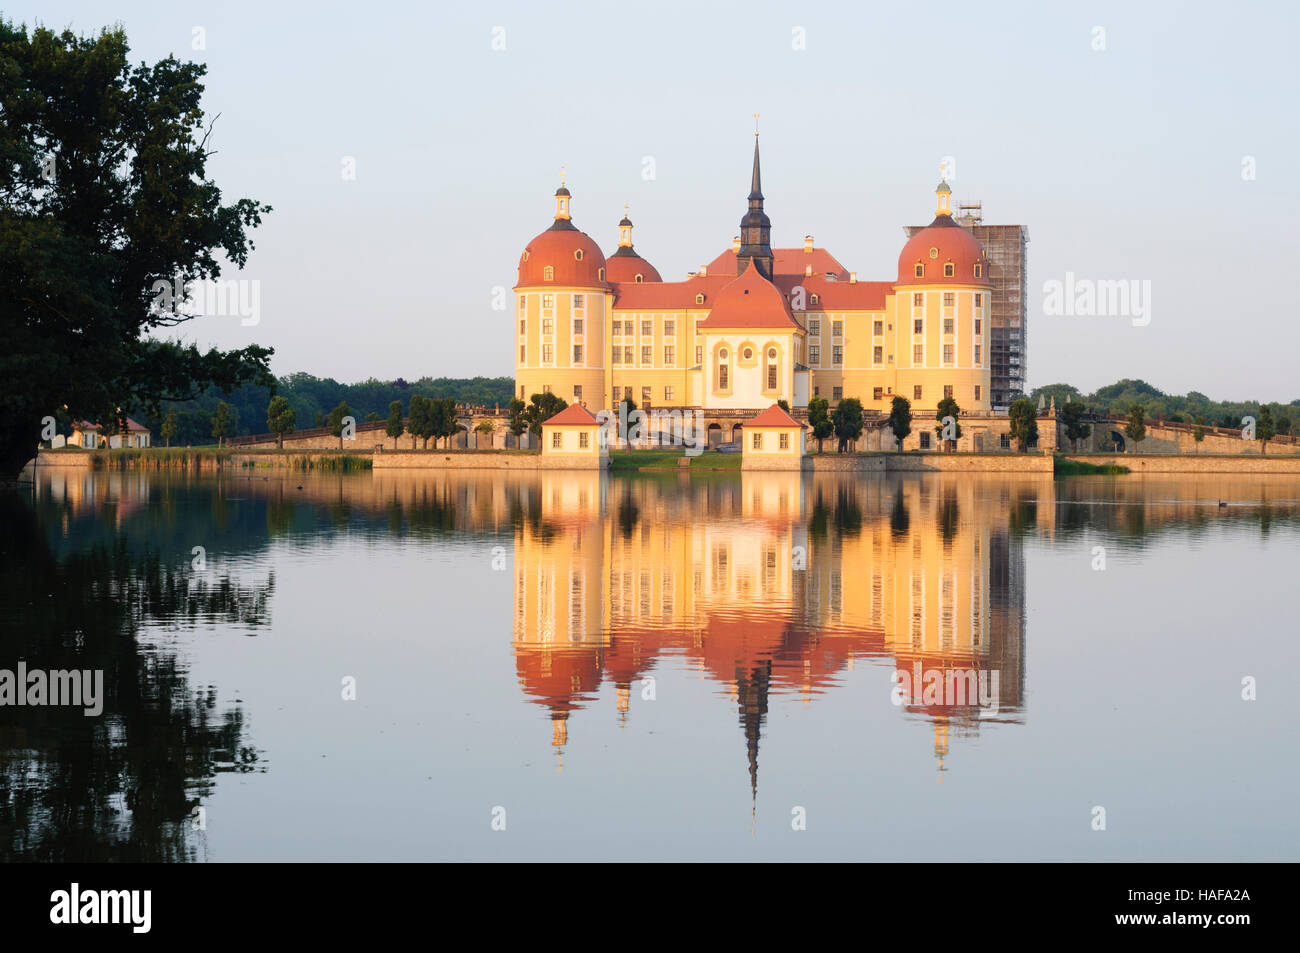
513;175;610;408
605;207;662;283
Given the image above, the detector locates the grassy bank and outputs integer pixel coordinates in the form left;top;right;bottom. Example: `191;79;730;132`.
1055;456;1131;475
87;447;373;471
609;450;742;472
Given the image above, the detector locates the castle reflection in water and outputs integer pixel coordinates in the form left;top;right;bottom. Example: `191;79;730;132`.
508;470;1035;792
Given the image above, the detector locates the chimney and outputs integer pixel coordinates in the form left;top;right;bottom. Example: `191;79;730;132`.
804;235;814;252
804;265;813;277
699;265;707;277
849;272;857;284
732;236;741;251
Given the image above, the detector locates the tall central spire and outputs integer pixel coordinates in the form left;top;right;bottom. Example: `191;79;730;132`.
736;131;773;280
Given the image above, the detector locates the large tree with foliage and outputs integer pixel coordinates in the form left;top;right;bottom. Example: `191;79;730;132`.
1060;401;1091;451
807;396;833;453
326;401;351;449
1008;398;1038;452
888;396;912;450
407;395;433;449
385;400;404;449
210;401;235;448
0;22;274;479
1257;404;1275;455
160;408;178;448
1124;403;1146;453
934;396;962;452
266;395;295;449
831;397;864;453
523;392;568;440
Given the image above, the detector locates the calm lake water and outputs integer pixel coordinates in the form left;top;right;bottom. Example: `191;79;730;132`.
2;466;1297;862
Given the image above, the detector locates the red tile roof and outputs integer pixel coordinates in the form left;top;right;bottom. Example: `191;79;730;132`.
771;275;891;311
748;404;804;429
695;261;800;330
544;404;600;426
516;225;609;289
605;252;662;283
610;273;733;309
707;246;850;279
896;218;991;286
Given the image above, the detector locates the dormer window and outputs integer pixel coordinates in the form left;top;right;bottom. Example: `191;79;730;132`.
943;263;954;277
598;267;604;281
695;293;705;304
635;274;643;283
522;250;530;262
810;293;819;305
543;265;554;281
914;264;924;278
574;249;583;261
974;263;982;278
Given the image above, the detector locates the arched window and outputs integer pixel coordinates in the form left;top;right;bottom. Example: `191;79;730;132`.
944;263;954;277
810;293;819;305
543;265;554;281
695;293;705;304
597;267;605;281
717;348;729;389
914;264;924;278
635;274;643;283
766;348;778;390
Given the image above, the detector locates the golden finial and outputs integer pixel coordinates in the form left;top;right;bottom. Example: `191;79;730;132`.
753;112;760;136
624;202;629;216
559;164;566;186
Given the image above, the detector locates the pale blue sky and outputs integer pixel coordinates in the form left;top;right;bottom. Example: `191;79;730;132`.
11;0;1299;399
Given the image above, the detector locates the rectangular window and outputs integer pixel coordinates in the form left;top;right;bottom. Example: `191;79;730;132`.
975;319;982;334
718;365;728;389
573;318;583;334
943;317;954;334
542;318;553;335
767;364;777;389
542;344;553;363
664;320;675;336
779;433;789;450
974;293;982;308
832;345;843;365
612;320;622;336
641;320;652;337
519;344;526;363
579;432;589;448
974;344;981;364
612;345;620;363
624;387;632;400
914;385;922;401
809;319;820;335
873;345;883;364
573;345;583;363
664;346;675;366
542;293;555;311
519;319;526;334
873;386;883;400
810;345;820;364
624;346;633;364
574;384;583;401
542;385;552;394
833;386;843;401
944;385;954;399
913;293;923;307
1000;433;1011;450
874;320;883;336
913;318;923;335
943;292;954;307
943;344;954;363
913;344;923;364
642;386;651;402
573;294;584;309
752;432;763;450
832;320;843;337
974;385;982;402
518;296;527;315
664;386;674;401
641;345;652;364
920;432;931;450
552;431;562;449
695;346;703;365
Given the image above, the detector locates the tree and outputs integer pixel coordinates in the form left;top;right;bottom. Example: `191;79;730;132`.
0;23;274;479
1124;403;1147;454
776;399;791;413
1060;401;1092;451
888;396;912;450
211;401;235;448
523;392;569;440
161;408;178;448
1008;398;1038;452
435;397;460;449
326;400;351;449
831;397;864;453
474;419;494;449
1257;404;1275;455
267;395;296;449
385;400;404;449
407;394;433;449
934;396;962;452
364;411;380;423
807;396;833;452
1193;416;1206;454
506;398;527;446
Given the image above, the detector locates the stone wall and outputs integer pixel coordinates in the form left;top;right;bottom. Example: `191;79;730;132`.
1063;454;1300;474
372;452;604;470
809;453;1053;472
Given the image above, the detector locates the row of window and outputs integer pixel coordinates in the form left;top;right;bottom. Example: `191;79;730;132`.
810;384;984;403
552;430;593;449
612;319;676;337
751;432;792;451
613;346;677;365
912;262;984;279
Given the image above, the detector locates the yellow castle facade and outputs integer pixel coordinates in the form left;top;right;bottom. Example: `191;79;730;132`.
514;139;994;420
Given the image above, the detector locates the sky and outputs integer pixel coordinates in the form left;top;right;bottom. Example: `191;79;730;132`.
11;0;1300;401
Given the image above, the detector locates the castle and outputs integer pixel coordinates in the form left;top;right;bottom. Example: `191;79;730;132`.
513;136;994;428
